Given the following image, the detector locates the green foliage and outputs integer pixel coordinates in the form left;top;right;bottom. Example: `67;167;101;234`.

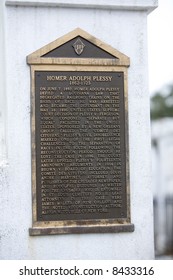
150;85;173;120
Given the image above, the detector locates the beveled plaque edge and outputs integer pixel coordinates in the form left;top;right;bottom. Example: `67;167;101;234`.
29;64;133;235
29;224;135;236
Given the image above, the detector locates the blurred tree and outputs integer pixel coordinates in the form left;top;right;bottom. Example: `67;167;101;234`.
151;85;173;120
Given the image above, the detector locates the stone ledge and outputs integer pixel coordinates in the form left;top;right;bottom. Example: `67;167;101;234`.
6;0;158;14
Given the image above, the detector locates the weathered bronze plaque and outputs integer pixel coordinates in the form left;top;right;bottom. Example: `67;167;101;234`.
36;71;126;221
28;28;134;235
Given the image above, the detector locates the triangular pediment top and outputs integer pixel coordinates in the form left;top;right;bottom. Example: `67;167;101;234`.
27;28;130;66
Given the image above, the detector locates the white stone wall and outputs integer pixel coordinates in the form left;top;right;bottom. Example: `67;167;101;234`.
0;1;7;163
0;0;157;259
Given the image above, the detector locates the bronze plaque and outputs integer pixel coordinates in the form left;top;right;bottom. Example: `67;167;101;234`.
28;28;134;235
35;71;126;221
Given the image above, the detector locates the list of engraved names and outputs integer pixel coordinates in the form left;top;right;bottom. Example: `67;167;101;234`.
35;71;127;221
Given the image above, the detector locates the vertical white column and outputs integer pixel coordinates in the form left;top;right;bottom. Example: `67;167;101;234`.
0;0;158;260
0;0;7;164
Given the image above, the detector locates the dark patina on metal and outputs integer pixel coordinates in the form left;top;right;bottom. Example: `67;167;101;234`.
42;36;117;59
35;71;126;222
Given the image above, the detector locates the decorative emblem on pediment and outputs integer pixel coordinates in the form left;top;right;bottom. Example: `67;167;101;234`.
73;38;85;55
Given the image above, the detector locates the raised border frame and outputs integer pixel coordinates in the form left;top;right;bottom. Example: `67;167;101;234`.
27;28;134;235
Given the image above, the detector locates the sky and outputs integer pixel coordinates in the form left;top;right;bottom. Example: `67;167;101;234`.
148;0;173;95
